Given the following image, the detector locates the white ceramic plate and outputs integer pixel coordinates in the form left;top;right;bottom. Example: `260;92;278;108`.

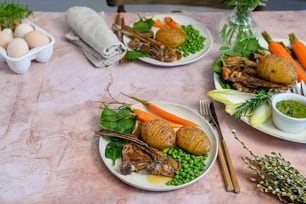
99;101;218;191
213;38;306;143
123;14;213;67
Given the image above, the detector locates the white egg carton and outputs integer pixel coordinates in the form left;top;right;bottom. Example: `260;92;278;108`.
0;19;55;74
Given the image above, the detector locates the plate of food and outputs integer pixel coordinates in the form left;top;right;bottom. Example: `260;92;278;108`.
212;36;306;143
122;14;213;67
98;101;218;191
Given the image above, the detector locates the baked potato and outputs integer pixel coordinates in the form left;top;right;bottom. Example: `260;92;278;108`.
176;126;211;156
155;27;187;48
256;54;297;84
141;119;176;149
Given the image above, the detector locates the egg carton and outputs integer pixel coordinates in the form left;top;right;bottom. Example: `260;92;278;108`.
0;19;55;74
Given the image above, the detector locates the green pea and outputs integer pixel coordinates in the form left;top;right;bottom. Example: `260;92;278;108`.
165;147;208;186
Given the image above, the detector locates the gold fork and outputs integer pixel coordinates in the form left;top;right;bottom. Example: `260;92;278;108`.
200;99;240;193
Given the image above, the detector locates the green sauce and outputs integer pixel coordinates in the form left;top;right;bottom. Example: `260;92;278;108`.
276;100;306;118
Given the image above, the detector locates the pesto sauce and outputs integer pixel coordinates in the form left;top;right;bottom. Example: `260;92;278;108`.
276;100;306;118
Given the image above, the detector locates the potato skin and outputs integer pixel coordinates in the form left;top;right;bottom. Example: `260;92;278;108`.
176;126;211;156
256;54;297;84
155;27;187;48
141;119;176;149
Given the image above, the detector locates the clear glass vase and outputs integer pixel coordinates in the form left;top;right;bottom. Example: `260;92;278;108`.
219;4;257;46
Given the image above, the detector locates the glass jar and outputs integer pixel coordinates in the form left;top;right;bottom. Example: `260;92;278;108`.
219;3;257;46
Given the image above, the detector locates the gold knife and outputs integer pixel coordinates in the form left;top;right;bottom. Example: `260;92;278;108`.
209;101;240;193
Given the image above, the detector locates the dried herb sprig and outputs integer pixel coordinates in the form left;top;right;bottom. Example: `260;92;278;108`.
232;129;306;204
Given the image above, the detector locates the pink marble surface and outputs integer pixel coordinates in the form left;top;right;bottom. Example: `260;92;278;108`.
0;10;306;204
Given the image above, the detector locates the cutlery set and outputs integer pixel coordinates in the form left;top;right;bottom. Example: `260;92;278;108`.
200;99;240;193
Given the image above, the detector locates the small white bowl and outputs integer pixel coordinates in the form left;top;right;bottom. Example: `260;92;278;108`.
271;93;306;133
0;19;55;74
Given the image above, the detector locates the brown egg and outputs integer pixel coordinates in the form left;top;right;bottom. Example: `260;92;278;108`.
24;31;50;48
0;31;13;49
7;38;29;58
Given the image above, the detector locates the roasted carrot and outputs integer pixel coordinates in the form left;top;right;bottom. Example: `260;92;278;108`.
153;19;166;28
164;16;183;31
132;108;182;128
123;103;181;128
262;31;306;82
122;94;198;127
289;33;306;71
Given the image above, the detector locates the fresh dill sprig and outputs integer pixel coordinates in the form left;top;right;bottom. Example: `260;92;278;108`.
233;90;271;119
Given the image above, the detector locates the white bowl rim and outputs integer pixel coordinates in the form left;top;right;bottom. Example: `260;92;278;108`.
272;93;306;121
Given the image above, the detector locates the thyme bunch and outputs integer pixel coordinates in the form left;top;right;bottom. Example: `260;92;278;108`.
233;90;271;119
232;130;306;204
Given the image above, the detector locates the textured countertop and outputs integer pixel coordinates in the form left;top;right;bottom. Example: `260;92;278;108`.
0;10;305;204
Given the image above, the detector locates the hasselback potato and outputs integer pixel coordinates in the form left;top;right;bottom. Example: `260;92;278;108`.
141;119;176;149
256;54;297;84
176;126;211;156
155;27;187;48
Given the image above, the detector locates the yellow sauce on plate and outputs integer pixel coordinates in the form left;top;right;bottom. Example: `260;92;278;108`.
146;175;172;184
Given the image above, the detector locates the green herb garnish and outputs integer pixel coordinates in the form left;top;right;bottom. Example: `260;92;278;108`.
0;1;32;29
126;50;148;60
233;90;271;119
100;104;136;165
219;37;265;58
133;18;153;33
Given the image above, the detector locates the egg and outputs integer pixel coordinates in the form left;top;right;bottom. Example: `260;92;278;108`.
24;31;50;49
2;28;14;36
0;31;13;49
14;23;34;38
7;38;29;58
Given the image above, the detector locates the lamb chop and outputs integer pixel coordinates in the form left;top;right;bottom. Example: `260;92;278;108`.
96;128;181;178
112;24;182;62
222;66;291;92
220;55;293;93
120;143;152;175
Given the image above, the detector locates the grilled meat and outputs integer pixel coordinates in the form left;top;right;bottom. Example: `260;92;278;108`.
223;55;258;67
96;128;181;177
112;24;182;62
220;54;294;93
222;66;291;92
121;143;151;175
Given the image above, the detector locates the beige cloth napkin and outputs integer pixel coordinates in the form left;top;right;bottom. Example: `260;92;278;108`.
65;6;127;67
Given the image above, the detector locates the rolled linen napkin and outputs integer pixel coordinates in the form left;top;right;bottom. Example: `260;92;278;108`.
65;6;127;67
